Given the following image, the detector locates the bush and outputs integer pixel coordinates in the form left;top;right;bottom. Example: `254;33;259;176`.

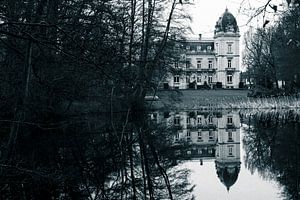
239;82;244;89
216;82;222;89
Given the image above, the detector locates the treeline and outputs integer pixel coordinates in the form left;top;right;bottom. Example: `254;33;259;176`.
243;3;300;96
0;0;193;199
243;110;300;199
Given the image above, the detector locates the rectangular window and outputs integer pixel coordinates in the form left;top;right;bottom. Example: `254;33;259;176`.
227;44;232;53
197;76;201;83
198;149;202;154
197;117;202;124
227;116;233;124
198;130;202;140
228;146;233;156
227;75;232;84
208;60;213;69
197;60;202;68
186;117;190;125
208;76;212;84
186;60;191;68
174;62;179;68
174;116;180;126
186;130;191;140
174;75;180;83
228;59;232;68
209;115;213;124
216;43;218;54
209;131;214;140
228;131;233;141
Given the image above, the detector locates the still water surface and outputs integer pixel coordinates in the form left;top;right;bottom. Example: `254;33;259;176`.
178;128;281;200
157;109;299;200
1;106;299;199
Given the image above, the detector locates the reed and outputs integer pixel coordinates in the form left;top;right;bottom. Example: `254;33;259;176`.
188;96;300;110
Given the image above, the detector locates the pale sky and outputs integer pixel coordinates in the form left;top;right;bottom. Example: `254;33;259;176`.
186;0;286;38
182;0;286;70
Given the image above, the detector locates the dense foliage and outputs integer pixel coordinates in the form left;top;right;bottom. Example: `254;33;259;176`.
243;3;300;96
0;0;193;199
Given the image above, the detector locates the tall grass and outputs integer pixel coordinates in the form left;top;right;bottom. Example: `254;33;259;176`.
176;96;300;110
153;91;300;110
222;96;300;110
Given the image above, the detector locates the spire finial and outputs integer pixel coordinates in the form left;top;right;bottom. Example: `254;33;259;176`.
225;7;228;12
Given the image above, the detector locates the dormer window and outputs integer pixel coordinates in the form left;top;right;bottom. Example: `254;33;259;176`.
174;116;180;125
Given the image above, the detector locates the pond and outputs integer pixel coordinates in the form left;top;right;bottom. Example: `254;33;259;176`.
1;107;299;199
153;109;299;200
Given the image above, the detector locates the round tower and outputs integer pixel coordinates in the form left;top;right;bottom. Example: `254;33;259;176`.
214;8;240;88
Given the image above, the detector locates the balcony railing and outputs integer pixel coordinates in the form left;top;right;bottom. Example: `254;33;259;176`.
226;124;236;130
185;68;216;73
187;124;217;130
185;50;215;55
225;67;236;71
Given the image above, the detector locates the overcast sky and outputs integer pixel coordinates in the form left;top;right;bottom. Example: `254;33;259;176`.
186;0;286;38
182;0;286;70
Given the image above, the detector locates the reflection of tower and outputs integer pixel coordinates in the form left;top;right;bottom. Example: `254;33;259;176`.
215;114;241;191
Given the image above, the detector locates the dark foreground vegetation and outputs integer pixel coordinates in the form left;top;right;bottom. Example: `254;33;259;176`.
243;1;300;97
0;0;298;199
0;0;195;199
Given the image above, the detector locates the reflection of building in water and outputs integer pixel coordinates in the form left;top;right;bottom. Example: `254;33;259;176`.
215;114;240;191
154;110;241;191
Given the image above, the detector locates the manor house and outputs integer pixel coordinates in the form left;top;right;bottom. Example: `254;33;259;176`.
165;8;240;89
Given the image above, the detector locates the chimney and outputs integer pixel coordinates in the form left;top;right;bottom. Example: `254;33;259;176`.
199;34;202;40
